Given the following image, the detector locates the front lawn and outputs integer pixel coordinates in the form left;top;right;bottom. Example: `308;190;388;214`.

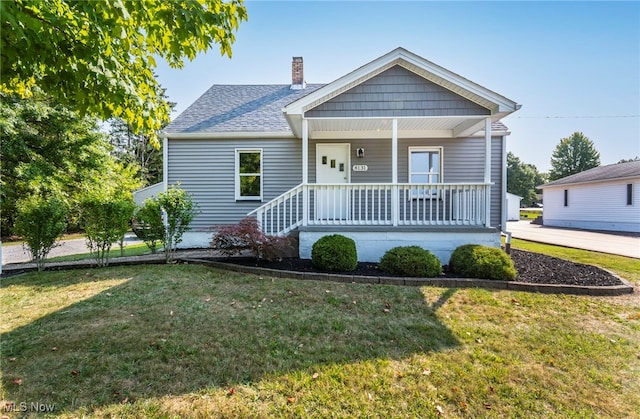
1;249;639;417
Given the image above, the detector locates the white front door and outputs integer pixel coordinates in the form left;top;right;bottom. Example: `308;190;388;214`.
316;143;350;220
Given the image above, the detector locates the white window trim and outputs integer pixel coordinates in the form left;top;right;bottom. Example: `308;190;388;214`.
408;146;443;199
235;148;263;201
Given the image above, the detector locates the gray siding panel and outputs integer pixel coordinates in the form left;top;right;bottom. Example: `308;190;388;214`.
168;138;302;229
306;66;490;118
170;135;505;230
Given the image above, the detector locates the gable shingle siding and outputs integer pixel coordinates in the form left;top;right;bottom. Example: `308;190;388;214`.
306;66;491;118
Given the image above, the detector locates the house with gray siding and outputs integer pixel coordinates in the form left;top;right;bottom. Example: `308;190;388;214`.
162;47;521;262
539;161;640;233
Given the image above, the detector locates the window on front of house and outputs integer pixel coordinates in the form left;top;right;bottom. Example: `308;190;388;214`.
408;147;442;198
409;147;442;183
564;189;568;207
627;184;633;206
235;149;262;200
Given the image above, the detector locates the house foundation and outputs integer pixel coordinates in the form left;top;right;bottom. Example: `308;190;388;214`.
298;226;500;264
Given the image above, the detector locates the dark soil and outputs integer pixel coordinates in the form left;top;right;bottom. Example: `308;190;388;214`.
217;249;623;287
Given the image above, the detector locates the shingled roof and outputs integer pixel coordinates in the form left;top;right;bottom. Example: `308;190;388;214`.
540;160;640;188
163;82;510;136
163;48;517;137
164;84;325;134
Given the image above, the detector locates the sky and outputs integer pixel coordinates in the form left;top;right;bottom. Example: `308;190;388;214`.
155;1;640;173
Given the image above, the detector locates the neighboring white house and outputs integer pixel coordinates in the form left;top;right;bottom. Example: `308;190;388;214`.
539;161;640;233
506;192;523;221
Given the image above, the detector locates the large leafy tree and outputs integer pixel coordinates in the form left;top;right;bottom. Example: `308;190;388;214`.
109;117;164;187
506;152;546;207
1;0;247;144
548;132;601;181
0;96;140;235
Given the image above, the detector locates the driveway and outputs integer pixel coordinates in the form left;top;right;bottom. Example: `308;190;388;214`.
2;234;143;265
507;220;640;259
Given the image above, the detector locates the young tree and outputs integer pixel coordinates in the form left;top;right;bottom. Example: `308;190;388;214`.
1;0;247;144
506;152;546;207
14;193;67;271
549;132;601;181
156;186;199;263
81;193;135;267
132;198;165;254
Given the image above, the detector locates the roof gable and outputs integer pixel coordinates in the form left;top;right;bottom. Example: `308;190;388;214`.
283;47;519;118
305;65;491;118
541;161;640;188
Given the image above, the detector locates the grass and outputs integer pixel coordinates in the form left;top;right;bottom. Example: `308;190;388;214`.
519;209;542;220
1;245;639;418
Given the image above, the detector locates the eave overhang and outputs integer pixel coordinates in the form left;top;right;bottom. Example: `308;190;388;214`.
538;175;640;189
161;131;296;140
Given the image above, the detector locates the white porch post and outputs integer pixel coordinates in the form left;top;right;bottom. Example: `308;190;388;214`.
391;118;399;226
484;118;492;227
302;119;309;226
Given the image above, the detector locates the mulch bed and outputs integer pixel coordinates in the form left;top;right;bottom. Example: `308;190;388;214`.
215;249;623;287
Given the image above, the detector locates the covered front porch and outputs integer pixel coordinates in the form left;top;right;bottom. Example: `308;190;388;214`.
249;112;500;237
250;181;491;236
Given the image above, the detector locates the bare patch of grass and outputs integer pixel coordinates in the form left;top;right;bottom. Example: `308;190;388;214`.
1;263;639;418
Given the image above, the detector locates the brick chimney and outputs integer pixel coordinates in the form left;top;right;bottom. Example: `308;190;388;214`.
291;56;305;89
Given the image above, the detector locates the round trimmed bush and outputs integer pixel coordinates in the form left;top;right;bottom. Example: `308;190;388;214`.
449;244;517;280
311;234;358;272
379;246;442;277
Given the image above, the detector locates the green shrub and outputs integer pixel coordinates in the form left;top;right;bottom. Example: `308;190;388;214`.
379;246;442;277
14;193;67;271
81;194;135;267
449;244;517;280
132;198;165;254
156;185;199;263
311;234;358;272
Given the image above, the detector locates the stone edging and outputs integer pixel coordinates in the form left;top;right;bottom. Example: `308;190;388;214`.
182;258;636;297
2;255;634;297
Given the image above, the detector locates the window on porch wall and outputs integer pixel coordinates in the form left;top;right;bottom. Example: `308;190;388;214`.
408;147;442;198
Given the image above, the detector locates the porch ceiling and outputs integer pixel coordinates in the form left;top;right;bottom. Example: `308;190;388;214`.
306;116;489;139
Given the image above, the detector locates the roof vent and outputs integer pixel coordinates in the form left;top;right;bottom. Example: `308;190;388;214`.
291;56;305;90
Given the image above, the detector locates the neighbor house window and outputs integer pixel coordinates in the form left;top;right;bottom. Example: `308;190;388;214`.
235;149;262;200
564;189;568;207
627;184;633;206
408;147;442;197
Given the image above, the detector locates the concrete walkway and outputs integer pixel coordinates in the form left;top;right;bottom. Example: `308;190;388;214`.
507;220;640;259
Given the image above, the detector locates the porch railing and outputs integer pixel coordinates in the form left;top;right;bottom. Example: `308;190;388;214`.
249;183;490;236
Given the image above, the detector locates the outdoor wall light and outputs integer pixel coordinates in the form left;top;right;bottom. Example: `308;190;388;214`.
357;148;365;158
